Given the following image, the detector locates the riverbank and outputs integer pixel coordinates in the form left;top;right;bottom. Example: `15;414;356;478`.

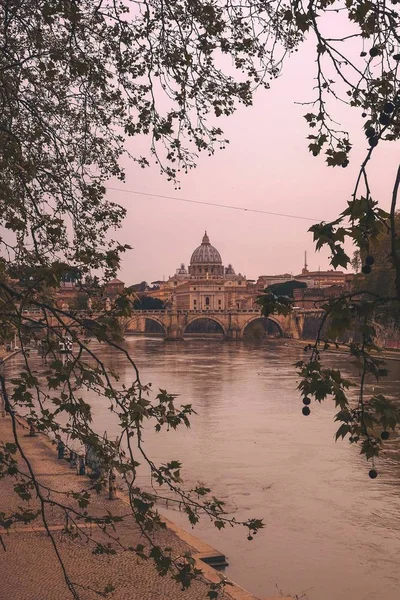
0;414;289;600
0;349;21;416
0;347;21;364
289;337;400;361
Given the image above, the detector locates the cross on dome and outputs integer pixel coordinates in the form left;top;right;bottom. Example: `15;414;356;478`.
202;231;210;244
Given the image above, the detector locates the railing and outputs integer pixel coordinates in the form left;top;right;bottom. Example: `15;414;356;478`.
131;308;263;315
20;307;317;319
130;310;167;315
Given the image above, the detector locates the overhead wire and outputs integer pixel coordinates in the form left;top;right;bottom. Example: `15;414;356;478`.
106;186;322;222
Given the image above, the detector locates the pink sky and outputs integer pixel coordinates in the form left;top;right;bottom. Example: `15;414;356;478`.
106;39;400;286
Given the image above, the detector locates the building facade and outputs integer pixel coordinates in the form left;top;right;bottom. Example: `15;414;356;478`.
152;232;257;311
294;267;348;288
148;236;354;311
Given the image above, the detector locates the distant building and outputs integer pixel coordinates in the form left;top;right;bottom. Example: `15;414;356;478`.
294;252;351;288
55;277;125;309
55;281;80;306
104;278;125;298
152;231;257;310
256;274;293;289
150;234;356;311
294;268;348;288
254;250;354;310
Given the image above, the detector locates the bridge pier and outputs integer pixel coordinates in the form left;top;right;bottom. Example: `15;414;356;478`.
164;313;184;341
287;313;302;340
225;326;241;340
164;325;184;341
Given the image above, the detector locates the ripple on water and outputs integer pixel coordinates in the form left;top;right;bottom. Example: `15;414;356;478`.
5;338;400;600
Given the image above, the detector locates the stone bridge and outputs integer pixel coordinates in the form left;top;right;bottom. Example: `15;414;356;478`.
19;308;324;341
122;309;309;340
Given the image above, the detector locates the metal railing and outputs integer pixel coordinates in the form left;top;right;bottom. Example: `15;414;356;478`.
131;308;263;315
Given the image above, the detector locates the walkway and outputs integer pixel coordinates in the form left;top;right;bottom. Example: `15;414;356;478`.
0;416;283;600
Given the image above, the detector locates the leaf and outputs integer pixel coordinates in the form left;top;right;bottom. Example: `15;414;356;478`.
335;424;352;440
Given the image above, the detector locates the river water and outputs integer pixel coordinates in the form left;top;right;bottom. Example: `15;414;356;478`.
7;338;400;600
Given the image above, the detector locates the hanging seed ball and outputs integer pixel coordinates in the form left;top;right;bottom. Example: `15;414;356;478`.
379;113;391;126
381;431;390;440
368;136;379;147
369;47;379;57
362;112;367;117
383;101;395;114
368;469;378;479
365;255;375;266
365;127;376;138
362;265;372;274
302;406;311;416
303;397;311;406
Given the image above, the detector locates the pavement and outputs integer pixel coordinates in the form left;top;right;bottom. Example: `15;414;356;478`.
0;348;292;600
0;347;20;362
0;415;269;600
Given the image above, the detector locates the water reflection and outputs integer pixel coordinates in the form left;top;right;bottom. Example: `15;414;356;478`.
6;338;400;600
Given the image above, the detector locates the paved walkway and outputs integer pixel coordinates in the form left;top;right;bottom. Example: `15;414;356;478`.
0;415;266;600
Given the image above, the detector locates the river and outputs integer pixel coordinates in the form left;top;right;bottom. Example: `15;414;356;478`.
6;338;400;600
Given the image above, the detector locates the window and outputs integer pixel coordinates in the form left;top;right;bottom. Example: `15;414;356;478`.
218;299;222;306
205;297;210;306
218;287;221;290
194;287;196;290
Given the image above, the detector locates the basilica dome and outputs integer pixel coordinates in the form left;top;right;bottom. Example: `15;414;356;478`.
190;232;222;265
189;232;224;278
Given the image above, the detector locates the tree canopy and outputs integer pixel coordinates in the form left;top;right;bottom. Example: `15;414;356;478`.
268;280;307;298
2;0;400;597
133;295;164;310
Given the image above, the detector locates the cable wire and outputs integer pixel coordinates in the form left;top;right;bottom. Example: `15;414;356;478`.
106;186;322;222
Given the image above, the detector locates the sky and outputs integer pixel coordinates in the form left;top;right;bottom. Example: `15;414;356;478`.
104;33;400;286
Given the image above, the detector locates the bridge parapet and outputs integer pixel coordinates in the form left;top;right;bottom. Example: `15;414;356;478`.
130;308;264;315
18;307;315;341
123;308;300;340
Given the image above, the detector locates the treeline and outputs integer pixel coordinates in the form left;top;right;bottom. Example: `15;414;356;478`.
352;212;400;332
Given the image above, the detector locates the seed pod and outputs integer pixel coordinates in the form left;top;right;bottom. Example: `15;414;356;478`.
383;102;394;114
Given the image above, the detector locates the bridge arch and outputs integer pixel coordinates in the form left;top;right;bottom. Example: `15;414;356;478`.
125;315;167;336
184;315;226;336
241;315;283;339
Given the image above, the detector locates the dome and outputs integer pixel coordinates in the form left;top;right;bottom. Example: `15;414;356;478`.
190;232;222;265
176;263;188;275
225;264;235;275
